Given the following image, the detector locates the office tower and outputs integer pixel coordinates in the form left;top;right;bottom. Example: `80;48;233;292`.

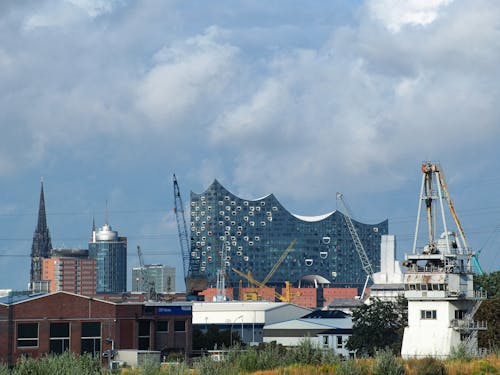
30;180;53;289
188;180;387;293
89;222;127;293
132;264;176;294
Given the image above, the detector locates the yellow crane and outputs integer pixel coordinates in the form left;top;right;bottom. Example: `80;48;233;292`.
232;267;294;302
233;239;297;302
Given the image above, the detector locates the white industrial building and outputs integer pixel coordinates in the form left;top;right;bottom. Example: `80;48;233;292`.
369;235;404;302
263;310;353;357
192;301;311;344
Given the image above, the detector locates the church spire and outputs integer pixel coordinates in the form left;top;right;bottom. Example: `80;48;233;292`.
30;179;53;288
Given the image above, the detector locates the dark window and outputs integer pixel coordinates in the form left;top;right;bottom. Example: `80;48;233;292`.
50;323;70;354
50;322;69;337
138;321;150;350
174;320;186;332
337;336;343;349
455;310;466;320
420;310;437;319
156;321;168;332
138;321;150;336
82;322;101;337
81;322;101;356
17;323;38;348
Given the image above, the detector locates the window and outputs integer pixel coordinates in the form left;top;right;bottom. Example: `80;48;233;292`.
421;310;437;320
17;323;38;348
337;336;343;349
81;322;101;356
157;321;169;332
50;323;70;354
455;310;466;320
174;320;186;332
138;321;150;350
323;336;329;347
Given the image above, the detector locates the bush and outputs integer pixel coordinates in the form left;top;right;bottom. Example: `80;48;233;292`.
334;359;369;375
11;352;102;374
373;349;404;375
406;357;447;375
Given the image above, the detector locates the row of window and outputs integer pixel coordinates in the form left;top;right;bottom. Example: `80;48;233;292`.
405;283;447;291
16;320;187;353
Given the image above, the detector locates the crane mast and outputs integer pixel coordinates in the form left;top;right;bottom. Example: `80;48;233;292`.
336;193;374;296
173;174;190;284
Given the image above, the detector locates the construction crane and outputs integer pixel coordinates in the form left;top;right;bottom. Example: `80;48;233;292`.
433;165;484;274
261;240;296;285
232;239;297;301
173;174;190;287
214;242;228;301
136;245;156;301
336;193;374;299
232;267;293;302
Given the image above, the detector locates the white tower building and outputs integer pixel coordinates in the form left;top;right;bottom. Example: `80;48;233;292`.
401;163;486;358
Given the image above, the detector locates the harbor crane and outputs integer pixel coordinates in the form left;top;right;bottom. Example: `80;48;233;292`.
336;193;374;299
173;174;191;288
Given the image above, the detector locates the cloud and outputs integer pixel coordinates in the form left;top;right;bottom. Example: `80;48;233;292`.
136;26;240;128
367;0;454;33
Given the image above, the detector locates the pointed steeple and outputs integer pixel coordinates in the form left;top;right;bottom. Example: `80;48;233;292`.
30;179;53;287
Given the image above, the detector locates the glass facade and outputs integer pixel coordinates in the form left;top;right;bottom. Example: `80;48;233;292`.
89;223;127;293
132;265;176;294
189;180;387;291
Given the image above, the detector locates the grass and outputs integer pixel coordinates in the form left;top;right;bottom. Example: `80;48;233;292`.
0;348;498;374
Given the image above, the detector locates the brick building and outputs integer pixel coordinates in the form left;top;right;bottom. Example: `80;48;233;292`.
0;292;192;366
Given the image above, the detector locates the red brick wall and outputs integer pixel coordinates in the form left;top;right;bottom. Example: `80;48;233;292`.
323;287;358;305
1;292;192;366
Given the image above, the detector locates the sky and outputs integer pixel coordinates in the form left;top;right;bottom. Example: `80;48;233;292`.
0;0;499;292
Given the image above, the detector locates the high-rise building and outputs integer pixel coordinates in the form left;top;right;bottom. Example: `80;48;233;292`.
30;180;53;289
42;249;96;295
188;180;388;294
132;264;176;294
89;223;127;293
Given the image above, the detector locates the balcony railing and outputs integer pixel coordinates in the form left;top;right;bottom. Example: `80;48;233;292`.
451;319;487;331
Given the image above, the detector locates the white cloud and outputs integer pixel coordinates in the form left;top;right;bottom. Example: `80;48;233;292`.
66;0;120;18
368;0;454;33
136;26;239;127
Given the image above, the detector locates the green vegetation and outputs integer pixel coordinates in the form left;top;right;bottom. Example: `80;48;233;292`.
347;296;408;356
475;271;500;351
0;347;498;374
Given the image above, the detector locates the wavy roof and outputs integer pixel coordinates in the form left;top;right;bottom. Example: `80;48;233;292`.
194;179;338;223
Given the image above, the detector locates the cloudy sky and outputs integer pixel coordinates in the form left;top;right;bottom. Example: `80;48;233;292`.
1;0;499;291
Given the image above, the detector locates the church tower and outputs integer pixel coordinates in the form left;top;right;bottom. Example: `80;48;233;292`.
30;180;53;289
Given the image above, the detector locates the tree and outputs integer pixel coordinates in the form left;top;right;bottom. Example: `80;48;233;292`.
475;271;500;298
474;271;500;350
475;297;500;350
347;297;407;356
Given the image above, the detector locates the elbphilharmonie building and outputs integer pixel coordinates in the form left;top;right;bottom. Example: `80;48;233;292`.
188;180;388;295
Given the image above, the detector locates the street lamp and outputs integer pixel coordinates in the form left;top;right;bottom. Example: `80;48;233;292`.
230;315;243;347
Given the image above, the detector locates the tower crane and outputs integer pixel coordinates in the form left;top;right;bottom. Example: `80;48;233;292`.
261;240;296;285
233;239;297;302
336;193;374;299
136;245;157;301
232;267;294;302
173;174;190;289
